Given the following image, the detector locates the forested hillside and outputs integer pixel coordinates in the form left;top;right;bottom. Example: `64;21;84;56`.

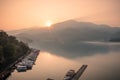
0;30;30;71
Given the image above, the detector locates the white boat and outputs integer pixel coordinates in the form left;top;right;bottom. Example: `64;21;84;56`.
16;65;27;72
25;61;33;69
16;49;40;71
15;62;26;67
64;70;75;80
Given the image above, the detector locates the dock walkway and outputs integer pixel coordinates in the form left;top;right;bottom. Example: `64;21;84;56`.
71;65;88;80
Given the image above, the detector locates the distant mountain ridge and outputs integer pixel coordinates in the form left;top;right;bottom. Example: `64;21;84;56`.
7;20;120;58
8;20;120;43
109;31;120;42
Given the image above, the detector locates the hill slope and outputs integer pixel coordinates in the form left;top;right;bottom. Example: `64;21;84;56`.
8;20;120;58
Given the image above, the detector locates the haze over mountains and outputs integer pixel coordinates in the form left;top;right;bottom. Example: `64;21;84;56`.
8;20;120;58
9;20;120;41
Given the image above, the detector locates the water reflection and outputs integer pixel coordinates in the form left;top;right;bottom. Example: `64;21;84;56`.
76;52;120;80
30;41;120;58
8;52;82;80
8;51;120;80
8;42;120;80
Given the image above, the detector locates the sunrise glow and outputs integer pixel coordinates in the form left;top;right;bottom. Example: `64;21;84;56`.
0;0;119;30
45;21;52;27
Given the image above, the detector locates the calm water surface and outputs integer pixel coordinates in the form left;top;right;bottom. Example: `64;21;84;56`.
8;42;120;80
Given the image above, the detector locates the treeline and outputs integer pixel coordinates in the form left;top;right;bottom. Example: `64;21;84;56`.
0;30;30;71
109;38;120;42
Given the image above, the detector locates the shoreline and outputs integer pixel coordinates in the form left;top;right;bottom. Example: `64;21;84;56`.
0;49;40;80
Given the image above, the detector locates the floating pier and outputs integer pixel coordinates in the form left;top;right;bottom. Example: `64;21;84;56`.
0;49;40;80
71;65;88;80
63;65;88;80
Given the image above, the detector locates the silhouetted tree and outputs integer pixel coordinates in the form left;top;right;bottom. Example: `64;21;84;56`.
0;31;9;46
0;30;30;71
3;43;16;61
0;46;4;63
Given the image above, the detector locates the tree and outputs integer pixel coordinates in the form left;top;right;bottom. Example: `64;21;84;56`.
0;31;9;46
3;43;16;61
0;30;30;70
0;46;4;63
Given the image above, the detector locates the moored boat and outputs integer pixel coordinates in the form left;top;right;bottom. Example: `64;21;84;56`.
16;65;27;72
64;70;75;80
15;49;40;71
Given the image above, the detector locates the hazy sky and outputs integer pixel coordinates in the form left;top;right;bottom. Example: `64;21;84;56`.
0;0;120;30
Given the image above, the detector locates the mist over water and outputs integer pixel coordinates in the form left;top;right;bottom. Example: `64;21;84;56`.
1;0;120;79
7;21;120;80
8;42;120;80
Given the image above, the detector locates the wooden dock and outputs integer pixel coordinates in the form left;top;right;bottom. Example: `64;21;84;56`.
0;50;31;80
71;65;88;80
47;65;88;80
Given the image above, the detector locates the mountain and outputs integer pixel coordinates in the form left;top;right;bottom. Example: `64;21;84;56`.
109;31;120;42
7;20;120;58
8;20;120;43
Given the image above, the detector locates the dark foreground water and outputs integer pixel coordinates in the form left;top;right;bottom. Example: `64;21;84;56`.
8;42;120;80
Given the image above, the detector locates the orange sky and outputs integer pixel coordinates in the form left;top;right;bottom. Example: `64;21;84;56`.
0;0;120;31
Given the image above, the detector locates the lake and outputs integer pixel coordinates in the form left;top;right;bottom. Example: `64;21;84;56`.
8;42;120;80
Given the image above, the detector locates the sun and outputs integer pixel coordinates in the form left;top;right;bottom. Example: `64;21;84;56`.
45;21;52;27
